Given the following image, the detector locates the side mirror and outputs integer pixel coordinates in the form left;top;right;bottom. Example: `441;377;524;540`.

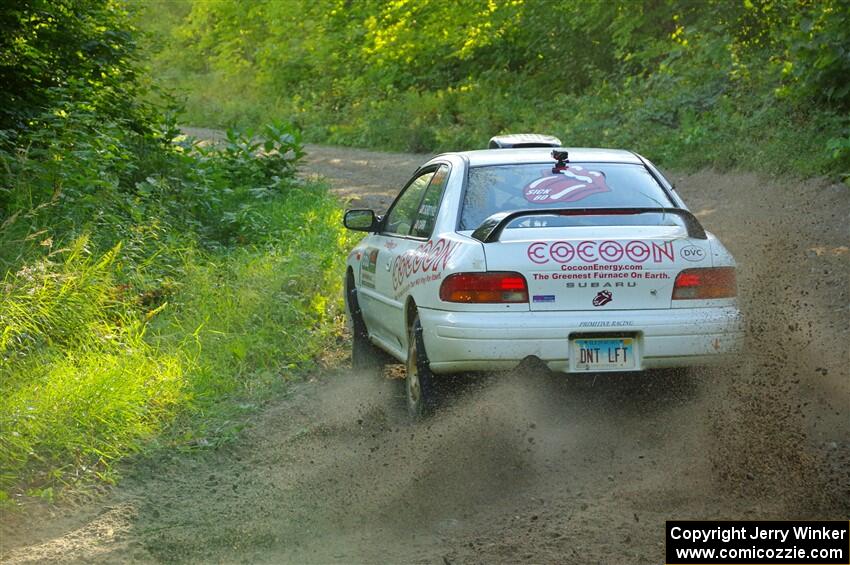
343;209;378;232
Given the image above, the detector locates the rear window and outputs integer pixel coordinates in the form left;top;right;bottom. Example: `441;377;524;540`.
460;163;674;230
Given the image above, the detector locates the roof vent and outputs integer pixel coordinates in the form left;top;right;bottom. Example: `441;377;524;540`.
488;133;562;149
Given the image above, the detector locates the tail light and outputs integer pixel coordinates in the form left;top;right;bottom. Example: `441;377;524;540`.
672;267;736;300
440;272;529;303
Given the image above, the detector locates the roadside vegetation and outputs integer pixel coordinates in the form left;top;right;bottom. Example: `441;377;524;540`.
0;1;354;502
138;0;849;179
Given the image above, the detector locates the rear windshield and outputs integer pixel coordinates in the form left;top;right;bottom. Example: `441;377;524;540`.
459;163;674;230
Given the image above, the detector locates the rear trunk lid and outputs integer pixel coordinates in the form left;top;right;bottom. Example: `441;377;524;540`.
483;224;712;311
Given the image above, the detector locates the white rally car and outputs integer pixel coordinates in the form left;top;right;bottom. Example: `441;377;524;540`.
343;135;743;417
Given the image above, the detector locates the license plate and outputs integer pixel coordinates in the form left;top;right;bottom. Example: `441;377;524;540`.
572;337;636;371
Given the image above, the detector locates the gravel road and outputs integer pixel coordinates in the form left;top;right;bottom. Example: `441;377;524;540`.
2;143;848;564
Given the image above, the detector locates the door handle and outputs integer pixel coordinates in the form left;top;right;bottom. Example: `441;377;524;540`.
385;261;391;271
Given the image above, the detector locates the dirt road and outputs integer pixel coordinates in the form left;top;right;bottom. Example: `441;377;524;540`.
2;145;848;564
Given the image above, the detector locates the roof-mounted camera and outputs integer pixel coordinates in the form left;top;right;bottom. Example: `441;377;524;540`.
551;149;569;173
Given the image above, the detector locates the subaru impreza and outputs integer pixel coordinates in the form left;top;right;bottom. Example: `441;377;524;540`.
343;135;743;417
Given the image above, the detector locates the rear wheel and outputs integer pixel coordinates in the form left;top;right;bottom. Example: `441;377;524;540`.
405;314;438;419
347;276;387;371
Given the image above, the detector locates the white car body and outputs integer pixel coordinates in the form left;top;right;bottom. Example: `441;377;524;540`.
344;147;743;375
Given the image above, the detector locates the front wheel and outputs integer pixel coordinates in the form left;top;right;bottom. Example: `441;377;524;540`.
405;314;438;419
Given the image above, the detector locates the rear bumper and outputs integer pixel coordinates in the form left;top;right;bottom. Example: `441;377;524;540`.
418;306;744;374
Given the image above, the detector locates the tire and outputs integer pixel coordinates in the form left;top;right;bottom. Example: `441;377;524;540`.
347;276;386;371
405;314;439;419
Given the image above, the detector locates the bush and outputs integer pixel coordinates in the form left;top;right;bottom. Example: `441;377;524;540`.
0;128;355;499
0;0;358;502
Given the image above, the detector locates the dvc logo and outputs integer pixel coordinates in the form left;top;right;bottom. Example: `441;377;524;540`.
680;245;706;262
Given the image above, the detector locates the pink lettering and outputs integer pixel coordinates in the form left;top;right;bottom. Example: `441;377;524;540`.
577;241;597;263
526;240;675;265
528;242;548;264
598;240;624;262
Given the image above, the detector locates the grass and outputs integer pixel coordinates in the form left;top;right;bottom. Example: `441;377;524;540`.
0;170;357;504
1;0;361;506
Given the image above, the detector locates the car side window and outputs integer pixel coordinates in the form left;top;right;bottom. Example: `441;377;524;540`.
410;164;449;238
383;170;435;236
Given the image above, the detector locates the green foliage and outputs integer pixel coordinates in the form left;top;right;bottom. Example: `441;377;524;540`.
0;236;184;490
139;0;850;177
786;0;850;108
0;0;356;500
153;186;349;404
0;0;150;132
0;123;353;498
